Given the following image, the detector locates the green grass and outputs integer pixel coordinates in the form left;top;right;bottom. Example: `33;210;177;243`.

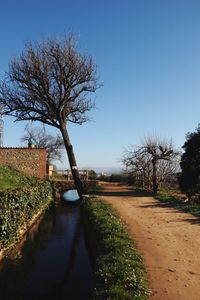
87;185;103;195
156;193;200;218
82;197;150;300
0;166;38;190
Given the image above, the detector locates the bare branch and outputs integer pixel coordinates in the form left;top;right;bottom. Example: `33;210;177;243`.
122;136;180;194
0;35;100;128
0;34;101;196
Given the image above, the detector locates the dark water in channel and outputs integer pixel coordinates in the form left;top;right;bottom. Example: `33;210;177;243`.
0;202;93;300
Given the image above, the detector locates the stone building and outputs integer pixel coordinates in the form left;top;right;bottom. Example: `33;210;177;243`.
0;147;47;178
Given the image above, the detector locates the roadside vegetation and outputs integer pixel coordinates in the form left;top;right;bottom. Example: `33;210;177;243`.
87;185;103;195
156;193;200;218
0;166;53;252
82;196;149;300
178;124;200;200
98;173;135;184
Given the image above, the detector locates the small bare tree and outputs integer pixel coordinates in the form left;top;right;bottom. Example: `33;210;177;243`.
122;147;152;189
156;157;180;189
0;35;100;196
21;124;64;164
122;137;179;194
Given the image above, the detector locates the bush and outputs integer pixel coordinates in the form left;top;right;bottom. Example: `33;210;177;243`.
82;197;149;300
98;173;135;184
0;180;53;249
179;125;200;196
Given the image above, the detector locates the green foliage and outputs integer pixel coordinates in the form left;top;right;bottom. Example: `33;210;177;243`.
0;168;53;249
82;197;149;300
87;185;103;195
156;194;177;203
179;124;200;196
88;170;97;180
156;193;200;218
98;173;135;184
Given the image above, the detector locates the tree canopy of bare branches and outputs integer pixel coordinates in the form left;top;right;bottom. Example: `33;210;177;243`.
122;136;180;194
21;124;64;164
0;34;100;196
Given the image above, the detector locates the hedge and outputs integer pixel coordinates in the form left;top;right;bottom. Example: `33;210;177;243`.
0;180;53;250
82;197;149;300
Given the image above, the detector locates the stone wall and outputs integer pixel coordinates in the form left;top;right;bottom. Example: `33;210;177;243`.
0;148;46;178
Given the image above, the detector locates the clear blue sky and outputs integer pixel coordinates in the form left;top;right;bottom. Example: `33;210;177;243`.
1;0;200;171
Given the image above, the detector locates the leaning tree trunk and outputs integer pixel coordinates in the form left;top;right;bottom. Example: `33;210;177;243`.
152;158;158;195
60;124;83;197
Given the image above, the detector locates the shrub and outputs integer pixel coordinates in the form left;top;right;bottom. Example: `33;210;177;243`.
98;173;135;184
179;124;200;196
82;197;149;300
0;180;53;249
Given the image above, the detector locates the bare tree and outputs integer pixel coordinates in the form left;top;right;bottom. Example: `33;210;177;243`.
21;124;64;164
122;137;179;194
122;147;152;189
156;156;180;189
0;35;100;196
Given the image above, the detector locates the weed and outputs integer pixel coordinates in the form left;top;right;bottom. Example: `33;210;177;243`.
82;197;150;300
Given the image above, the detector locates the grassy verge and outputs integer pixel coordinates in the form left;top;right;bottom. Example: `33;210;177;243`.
129;185;200;219
87;185;103;195
82;196;149;300
156;193;200;218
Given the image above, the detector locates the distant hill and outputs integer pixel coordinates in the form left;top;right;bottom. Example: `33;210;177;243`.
51;163;122;175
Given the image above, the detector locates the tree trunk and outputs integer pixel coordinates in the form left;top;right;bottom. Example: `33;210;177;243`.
152;159;158;195
60;124;83;197
142;173;145;189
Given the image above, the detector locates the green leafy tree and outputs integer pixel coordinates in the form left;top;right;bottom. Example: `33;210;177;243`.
88;170;97;180
179;125;200;196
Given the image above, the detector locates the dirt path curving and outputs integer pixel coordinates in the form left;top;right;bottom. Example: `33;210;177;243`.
100;182;200;300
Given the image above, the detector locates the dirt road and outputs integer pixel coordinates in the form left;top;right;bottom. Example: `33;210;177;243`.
100;182;200;300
